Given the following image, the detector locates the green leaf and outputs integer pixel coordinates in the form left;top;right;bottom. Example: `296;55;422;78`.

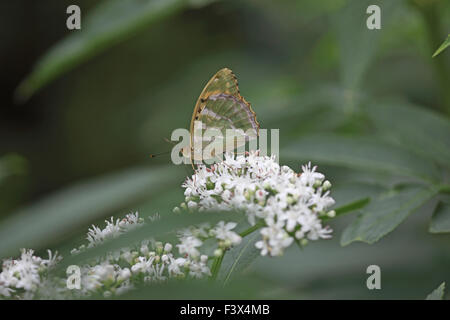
283;134;441;183
366;102;450;169
334;0;396;96
219;232;261;285
426;282;446;300
119;274;269;299
15;0;218;101
341;186;439;246
0;153;28;184
0;165;185;259
429;200;450;233
432;34;450;58
328;183;384;218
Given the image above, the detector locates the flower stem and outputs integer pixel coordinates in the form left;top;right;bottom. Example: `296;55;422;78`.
210;252;224;281
210;222;264;281
239;221;265;238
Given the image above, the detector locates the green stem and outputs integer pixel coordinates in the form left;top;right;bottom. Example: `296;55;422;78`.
410;0;450;115
322;197;370;221
210;222;265;281
210;252;224;281
239;221;265;237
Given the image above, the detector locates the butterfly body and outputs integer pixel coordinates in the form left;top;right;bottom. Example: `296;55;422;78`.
186;68;259;167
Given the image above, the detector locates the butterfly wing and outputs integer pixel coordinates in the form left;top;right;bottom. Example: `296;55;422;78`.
197;68;241;97
189;68;259;165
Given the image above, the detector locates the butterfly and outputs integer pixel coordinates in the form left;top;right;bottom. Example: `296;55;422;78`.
182;68;260;168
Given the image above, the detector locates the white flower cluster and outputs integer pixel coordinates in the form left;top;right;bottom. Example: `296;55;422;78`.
0;249;61;298
0;212;242;299
71;212;145;254
0;152;336;299
179;152;335;256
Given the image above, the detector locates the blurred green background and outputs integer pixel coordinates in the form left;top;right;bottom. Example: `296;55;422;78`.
1;0;450;299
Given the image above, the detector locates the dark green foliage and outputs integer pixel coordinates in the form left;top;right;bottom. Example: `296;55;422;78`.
1;0;450;299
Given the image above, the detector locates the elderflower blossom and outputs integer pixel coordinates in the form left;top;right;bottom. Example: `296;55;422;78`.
180;151;335;256
0;151;337;299
0;249;61;298
0;211;241;299
85;212;144;248
69;216;235;296
210;221;242;246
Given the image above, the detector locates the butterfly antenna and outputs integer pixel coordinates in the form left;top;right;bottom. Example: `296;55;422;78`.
149;151;171;158
149;138;177;158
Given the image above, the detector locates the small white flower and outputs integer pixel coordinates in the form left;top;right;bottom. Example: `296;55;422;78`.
168;257;186;276
0;282;13;297
187;201;198;209
176;236;202;258
255;189;267;202
300;162;324;186
211;221;242;246
85;212;143;248
256;220;293;257
188;259;211;278
164;243;173;253
140;244;149;256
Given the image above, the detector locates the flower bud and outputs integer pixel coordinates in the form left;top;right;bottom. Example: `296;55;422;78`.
223;239;232;248
214;249;223;257
322;180;332;191
155;241;163;255
164;243;173;253
140;246;149;256
313;180;322;188
118;268;131;281
327;210;336;218
187;201;198;210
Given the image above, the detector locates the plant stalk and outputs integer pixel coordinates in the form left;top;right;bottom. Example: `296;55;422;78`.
210;222;264;280
410;0;450;115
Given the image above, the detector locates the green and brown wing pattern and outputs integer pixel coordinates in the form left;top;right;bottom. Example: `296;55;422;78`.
189;68;259;164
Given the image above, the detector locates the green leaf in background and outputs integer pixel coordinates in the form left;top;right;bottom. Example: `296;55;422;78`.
282;134;441;183
15;0;218;101
367;101;450;169
219;232;261;285
0;153;28;185
426;282;446;300
429;199;450;234
341;186;439;246
119;274;273;299
432;34;450;58
0;165;185;259
327;183;385;219
334;0;396;103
